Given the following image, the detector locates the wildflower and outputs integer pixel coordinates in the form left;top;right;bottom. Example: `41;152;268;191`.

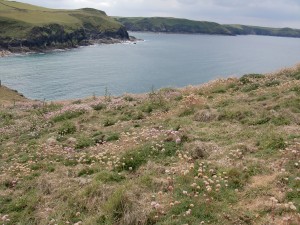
155;203;161;210
270;197;278;203
175;138;181;144
183;190;188;195
185;209;192;215
151;201;157;208
288;202;297;211
168;186;174;191
191;183;197;188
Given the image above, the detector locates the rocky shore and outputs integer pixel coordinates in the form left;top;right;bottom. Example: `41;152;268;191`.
0;50;11;57
0;35;138;57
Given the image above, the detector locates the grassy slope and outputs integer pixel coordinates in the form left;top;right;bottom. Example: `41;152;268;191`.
115;17;232;35
0;0;127;49
115;17;300;38
0;65;300;224
0;85;27;103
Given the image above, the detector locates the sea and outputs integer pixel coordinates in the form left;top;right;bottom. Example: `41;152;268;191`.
1;32;300;100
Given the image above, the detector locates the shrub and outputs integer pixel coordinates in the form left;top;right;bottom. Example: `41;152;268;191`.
264;80;280;87
92;103;106;111
250;116;271;125
239;74;263;84
117;142;179;172
106;133;120;142
52;110;85;122
72;100;82;104
140;103;153;113
92;132;105;144
0;112;13;125
290;86;300;95
257;133;286;156
241;83;260;92
212;86;227;94
103;187;131;224
291;72;300;80
103;118;115;127
76;136;94;149
283;98;300;113
178;107;195;117
95;171;125;183
271;116;290;126
123;95;134;102
58;121;76;135
218;110;253;122
227;168;250;189
78;167;97;177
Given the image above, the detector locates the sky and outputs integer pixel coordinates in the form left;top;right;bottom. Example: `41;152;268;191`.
16;0;300;28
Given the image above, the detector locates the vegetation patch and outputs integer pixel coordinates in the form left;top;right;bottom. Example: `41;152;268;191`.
1;64;300;224
52;110;85;122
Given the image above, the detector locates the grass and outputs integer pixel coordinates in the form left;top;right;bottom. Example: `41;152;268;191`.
1;64;300;224
0;85;26;103
0;0;127;50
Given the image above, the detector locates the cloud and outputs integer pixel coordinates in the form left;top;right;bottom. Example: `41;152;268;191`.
15;0;300;28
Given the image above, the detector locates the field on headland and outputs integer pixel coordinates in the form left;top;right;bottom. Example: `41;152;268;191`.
0;0;129;53
0;65;300;224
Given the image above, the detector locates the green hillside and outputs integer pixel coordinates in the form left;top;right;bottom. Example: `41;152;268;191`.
0;64;300;224
225;24;300;38
115;17;300;38
115;17;232;35
0;0;129;52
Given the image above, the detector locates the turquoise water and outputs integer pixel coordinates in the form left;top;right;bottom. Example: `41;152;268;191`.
1;32;300;100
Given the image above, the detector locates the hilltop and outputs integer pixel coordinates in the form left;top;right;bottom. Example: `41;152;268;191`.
0;64;299;224
0;0;129;54
115;17;300;38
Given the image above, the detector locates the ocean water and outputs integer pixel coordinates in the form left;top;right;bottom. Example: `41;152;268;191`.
1;32;300;100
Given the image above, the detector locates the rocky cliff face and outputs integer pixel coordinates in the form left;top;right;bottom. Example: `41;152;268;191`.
0;24;129;53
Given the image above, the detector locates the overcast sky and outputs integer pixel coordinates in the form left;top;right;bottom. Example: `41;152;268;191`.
17;0;300;28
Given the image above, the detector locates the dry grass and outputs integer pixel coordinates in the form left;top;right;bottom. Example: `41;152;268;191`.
0;64;300;224
0;85;28;104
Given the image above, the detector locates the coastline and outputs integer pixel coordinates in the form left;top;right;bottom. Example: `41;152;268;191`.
0;36;138;58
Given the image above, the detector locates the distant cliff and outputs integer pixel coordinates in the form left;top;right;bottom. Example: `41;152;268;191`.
115;17;300;38
114;17;232;35
0;0;129;53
